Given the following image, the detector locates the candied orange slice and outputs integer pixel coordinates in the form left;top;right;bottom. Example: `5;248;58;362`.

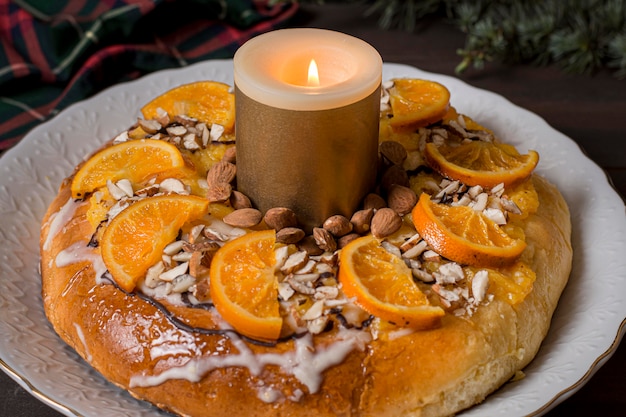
388;78;450;131
412;193;526;267
209;230;282;341
424;141;539;188
338;235;444;329
70;139;188;199
101;194;209;292
141;81;235;132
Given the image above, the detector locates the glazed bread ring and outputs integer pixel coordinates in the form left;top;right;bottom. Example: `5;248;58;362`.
40;79;572;417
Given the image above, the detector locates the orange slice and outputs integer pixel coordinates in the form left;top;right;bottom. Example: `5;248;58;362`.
424;141;539;188
70;139;188;199
141;81;235;132
101;194;209;292
209;230;282;341
388;78;450;131
338;235;445;329
412;193;526;267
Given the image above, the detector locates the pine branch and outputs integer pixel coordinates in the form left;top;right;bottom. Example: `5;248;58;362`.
287;0;626;78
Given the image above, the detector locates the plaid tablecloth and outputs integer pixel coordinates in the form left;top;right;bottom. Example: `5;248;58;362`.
0;0;298;151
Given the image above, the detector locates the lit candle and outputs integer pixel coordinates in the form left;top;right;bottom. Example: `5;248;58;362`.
234;28;382;231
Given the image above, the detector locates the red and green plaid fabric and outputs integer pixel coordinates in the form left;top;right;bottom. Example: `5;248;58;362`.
0;0;298;151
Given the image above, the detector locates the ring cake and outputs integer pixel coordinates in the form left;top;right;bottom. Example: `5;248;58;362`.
40;78;572;416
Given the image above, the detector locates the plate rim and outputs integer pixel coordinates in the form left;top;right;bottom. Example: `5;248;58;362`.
0;59;624;417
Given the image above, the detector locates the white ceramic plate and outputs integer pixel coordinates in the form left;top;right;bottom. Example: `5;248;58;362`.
0;60;624;417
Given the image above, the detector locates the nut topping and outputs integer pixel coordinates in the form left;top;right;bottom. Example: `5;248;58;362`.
222;208;263;228
206;161;237;187
323;215;353;237
387;184;418;216
370;208;403;238
264;207;298;231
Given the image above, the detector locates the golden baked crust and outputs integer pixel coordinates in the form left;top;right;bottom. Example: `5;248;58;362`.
40;168;571;417
40;79;572;416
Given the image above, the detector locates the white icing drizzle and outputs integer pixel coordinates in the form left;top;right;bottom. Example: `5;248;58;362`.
149;326;202;360
42;197;83;251
73;323;93;362
55;241;107;284
129;327;371;397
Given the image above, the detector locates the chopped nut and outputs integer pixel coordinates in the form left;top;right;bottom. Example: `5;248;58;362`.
301;300;325;321
402;240;428;259
278;282;295;301
189;252;209;279
171;274;196;293
281;251;309;274
314;286;339;300
313;227;337;252
159;262;189;282
209;123;225;142
166;125;187;136
160;178;188;194
306;315;329;334
287;274;316;295
182;240;220;253
471;270;490;303
138;118;162;134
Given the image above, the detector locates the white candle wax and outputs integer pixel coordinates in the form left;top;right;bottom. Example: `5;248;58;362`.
234;28;382;111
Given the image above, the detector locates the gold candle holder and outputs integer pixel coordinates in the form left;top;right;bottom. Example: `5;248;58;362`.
234;29;382;231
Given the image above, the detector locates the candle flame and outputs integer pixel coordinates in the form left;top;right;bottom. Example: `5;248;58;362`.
307;59;320;86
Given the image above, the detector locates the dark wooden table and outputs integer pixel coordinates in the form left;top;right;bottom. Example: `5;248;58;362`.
1;3;624;416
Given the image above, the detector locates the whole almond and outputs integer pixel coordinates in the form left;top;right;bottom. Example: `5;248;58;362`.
363;193;386;210
223;208;263;228
350;208;374;234
313;227;337;252
323;215;353;237
380;164;410;192
264;207;298;230
230;190;252;209
207;182;232;203
276;227;306;244
387;184;418;216
206;160;237;187
379;140;407;166
338;233;360;249
298;235;324;256
222;146;237;164
371;208;402;238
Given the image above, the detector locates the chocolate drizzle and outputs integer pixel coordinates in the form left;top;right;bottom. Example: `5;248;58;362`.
102;274;310;347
